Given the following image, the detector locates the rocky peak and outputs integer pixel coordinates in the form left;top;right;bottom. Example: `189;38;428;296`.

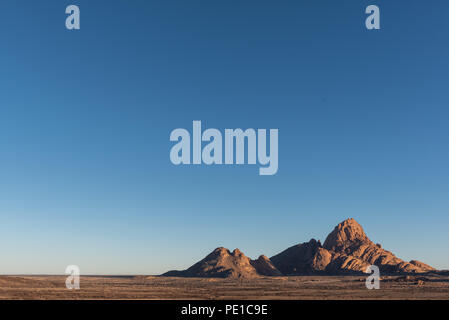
270;238;323;275
163;247;273;278
323;218;368;251
250;255;282;276
232;248;244;257
206;247;230;259
257;255;271;262
163;219;435;277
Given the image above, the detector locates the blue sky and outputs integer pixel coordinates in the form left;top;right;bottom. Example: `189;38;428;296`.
0;1;448;274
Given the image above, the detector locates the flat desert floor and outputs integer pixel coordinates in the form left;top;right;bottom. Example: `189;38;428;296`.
0;275;448;300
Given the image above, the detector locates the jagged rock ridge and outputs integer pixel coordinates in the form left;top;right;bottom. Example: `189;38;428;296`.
162;218;435;278
163;247;280;278
271;218;435;275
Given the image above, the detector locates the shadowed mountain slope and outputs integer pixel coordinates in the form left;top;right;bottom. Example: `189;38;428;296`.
162;247;281;278
163;219;435;277
271;218;435;275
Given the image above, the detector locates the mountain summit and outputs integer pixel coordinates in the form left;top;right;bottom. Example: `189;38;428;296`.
271;218;435;275
323;218;368;251
162;218;435;278
163;247;280;278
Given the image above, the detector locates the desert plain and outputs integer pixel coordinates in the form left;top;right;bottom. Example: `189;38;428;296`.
0;274;448;300
2;219;447;300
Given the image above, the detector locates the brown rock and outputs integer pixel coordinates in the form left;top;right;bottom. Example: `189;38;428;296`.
163;218;435;277
162;247;281;278
271;218;435;275
310;247;333;271
322;219;434;274
323;218;368;252
250;255;282;276
409;260;435;272
270;239;324;275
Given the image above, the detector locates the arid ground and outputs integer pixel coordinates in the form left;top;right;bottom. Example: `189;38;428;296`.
0;274;448;300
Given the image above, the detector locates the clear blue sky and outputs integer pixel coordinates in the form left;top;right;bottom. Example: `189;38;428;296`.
0;1;448;274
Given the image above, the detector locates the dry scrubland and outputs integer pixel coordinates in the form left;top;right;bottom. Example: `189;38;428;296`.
0;274;448;300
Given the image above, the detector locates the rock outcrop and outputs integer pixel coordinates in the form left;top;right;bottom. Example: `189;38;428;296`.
162;247;281;278
163;218;435;277
270;218;435;275
270;239;325;275
409;260;435;272
250;255;282;276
